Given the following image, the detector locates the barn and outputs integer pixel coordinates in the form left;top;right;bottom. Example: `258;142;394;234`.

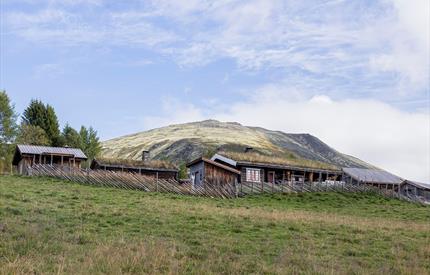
186;157;240;189
12;144;87;175
342;167;404;191
400;180;430;203
90;158;179;180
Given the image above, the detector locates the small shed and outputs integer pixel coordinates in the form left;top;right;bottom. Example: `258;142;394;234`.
400;180;430;203
342;168;404;190
187;157;240;189
12;144;87;175
90;158;178;180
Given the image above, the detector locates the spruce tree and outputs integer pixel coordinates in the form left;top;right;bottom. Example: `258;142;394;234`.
22;100;61;146
45;104;61;146
62;124;81;148
22;99;46;128
87;127;101;160
79;126;89;152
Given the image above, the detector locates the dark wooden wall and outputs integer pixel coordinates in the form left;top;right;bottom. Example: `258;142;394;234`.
204;162;237;187
92;164;178;180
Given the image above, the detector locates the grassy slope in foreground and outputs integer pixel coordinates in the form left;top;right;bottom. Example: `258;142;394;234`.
0;176;429;274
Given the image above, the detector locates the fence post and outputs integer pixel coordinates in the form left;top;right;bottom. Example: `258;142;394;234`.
156;172;159;192
240;181;243;195
398;183;401;199
235;180;238;198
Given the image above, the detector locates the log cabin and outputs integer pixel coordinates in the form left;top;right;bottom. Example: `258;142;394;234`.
12;144;87;175
211;152;342;184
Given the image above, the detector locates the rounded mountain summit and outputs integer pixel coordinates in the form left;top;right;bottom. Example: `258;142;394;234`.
101;120;373;169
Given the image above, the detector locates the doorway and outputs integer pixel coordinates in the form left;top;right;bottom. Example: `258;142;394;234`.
268;171;275;183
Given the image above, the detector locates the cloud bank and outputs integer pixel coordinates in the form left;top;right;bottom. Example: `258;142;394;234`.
4;0;429;100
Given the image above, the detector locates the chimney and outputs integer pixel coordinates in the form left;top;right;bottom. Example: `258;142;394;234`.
142;150;150;162
244;147;253;153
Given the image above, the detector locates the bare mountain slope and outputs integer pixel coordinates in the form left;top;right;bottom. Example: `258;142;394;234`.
101;120;374;169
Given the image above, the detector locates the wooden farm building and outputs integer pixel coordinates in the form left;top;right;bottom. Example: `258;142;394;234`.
342;167;404;191
91;157;179;180
211;152;342;184
400;180;430;203
12;144;87;175
187;157;240;189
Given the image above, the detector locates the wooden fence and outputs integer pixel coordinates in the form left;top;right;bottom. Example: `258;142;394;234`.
29;164;427;204
30;164;237;198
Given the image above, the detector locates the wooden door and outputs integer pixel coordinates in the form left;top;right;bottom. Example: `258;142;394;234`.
268;171;275;183
194;171;201;187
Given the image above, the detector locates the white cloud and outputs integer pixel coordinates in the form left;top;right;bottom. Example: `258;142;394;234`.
368;0;429;92
143;89;430;183
4;8;178;47
142;96;207;130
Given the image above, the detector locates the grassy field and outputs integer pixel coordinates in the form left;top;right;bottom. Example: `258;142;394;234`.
0;176;429;274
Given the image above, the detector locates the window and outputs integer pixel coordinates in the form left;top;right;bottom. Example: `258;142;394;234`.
246;168;261;183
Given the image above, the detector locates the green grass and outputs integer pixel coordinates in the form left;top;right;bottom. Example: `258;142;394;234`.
0;176;429;274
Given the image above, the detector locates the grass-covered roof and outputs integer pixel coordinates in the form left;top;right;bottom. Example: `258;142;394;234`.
94;157;177;170
219;151;340;171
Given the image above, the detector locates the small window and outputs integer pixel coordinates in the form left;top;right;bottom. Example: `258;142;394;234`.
246;168;261;183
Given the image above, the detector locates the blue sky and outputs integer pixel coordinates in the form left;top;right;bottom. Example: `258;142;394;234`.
1;0;429;181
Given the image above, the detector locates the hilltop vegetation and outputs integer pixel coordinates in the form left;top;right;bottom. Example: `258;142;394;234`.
101;120;375;169
1;176;429;274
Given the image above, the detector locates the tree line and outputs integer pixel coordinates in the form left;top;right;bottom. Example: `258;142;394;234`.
0;90;101;170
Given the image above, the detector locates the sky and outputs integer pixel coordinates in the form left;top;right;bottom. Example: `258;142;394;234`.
1;0;429;182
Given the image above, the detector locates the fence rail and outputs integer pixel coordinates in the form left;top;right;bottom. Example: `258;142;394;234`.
29;164;427;204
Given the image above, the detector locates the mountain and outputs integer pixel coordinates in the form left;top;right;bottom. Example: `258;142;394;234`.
101;120;374;169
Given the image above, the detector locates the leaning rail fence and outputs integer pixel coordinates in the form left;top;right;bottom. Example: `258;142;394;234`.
29;164;426;204
30;164;237;198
